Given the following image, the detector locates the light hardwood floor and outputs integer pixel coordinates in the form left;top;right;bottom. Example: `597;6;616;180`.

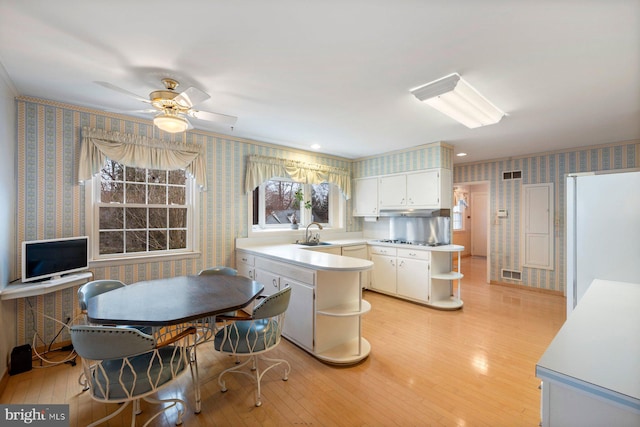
1;257;565;426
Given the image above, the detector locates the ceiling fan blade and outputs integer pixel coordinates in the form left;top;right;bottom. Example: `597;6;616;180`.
189;109;238;126
174;86;210;108
95;81;151;103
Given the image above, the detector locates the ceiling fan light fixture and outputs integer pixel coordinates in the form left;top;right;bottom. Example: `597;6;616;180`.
410;73;504;128
153;113;189;133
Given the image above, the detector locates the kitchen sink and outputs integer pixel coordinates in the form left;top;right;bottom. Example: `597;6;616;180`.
294;241;333;246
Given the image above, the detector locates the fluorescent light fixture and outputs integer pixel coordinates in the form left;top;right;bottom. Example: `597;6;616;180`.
410;73;504;128
153;112;189;133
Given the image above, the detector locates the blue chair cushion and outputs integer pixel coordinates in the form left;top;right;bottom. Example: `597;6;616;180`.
214;319;279;354
89;346;187;401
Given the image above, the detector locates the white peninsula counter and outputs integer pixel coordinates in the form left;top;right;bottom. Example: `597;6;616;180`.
536;279;640;426
236;239;373;365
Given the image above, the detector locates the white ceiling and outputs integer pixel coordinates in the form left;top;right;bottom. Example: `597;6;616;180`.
1;1;638;163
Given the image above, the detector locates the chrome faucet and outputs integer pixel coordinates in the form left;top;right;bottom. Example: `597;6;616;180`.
305;222;323;243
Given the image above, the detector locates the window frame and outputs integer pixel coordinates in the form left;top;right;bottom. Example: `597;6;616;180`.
85;162;200;266
452;200;465;231
248;178;345;236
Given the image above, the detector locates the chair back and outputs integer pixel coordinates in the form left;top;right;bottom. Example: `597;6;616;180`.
252;286;291;319
70;325;155;360
78;280;126;311
198;266;237;276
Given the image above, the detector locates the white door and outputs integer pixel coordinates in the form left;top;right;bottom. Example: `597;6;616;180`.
522;183;554;270
370;254;397;293
280;278;314;351
396;258;429;302
471;192;488;256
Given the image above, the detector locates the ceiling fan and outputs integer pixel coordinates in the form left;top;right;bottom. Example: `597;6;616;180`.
95;78;238;133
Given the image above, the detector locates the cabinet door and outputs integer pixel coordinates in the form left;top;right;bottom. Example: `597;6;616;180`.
378;175;407;208
397;257;429;302
407;170;440;208
370;254;397;294
280;277;314;352
353;177;379;216
254;269;281;297
236;263;254;280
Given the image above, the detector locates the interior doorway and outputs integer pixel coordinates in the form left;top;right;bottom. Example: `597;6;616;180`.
453;181;490;283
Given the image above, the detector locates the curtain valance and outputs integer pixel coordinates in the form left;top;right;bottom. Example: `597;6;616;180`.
245;155;351;199
78;127;207;190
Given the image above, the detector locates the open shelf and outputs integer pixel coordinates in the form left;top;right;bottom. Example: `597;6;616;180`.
317;300;371;317
315;337;371;365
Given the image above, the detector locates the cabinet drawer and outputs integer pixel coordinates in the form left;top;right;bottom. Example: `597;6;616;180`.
236;252;255;266
397;248;430;261
369;245;397;256
255;257;315;285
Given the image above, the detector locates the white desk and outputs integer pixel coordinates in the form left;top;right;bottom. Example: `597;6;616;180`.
1;272;93;300
536;279;640;426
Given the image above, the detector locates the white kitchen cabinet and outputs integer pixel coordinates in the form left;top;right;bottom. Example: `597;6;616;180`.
369;245;397;294
378;169;452;210
378;174;407;208
353;177;379;217
280;277;314;352
396;248;430;303
236;252;255;280
368;244;463;310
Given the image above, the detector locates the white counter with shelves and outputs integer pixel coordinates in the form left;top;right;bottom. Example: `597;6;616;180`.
236;238;373;365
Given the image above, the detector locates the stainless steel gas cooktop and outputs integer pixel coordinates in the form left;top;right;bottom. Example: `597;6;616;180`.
372;239;446;247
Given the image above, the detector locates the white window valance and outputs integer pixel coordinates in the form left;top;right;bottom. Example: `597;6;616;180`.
78;127;207;190
245;155;351;199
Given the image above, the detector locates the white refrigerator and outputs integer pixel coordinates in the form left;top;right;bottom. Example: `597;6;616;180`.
566;169;640;317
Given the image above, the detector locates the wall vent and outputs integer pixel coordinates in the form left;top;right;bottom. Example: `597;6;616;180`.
502;170;522;180
501;269;522;281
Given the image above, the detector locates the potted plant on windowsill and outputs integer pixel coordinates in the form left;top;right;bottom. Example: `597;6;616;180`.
291;189;312;229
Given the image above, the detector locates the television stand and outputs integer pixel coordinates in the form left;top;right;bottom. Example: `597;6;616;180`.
1;271;93;300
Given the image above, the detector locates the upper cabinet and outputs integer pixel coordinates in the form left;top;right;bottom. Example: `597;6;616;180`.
352;177;379;217
377;168;452;210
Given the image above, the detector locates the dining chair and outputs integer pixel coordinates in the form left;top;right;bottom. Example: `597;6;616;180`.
213;286;291;407
70;324;200;427
196;266;239;342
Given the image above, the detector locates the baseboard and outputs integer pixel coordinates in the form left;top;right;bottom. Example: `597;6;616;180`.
489;280;564;296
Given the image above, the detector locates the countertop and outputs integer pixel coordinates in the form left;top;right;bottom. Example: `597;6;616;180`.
536;279;640;410
237;239;373;272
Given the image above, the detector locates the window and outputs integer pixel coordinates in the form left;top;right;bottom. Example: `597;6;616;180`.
90;159;195;259
252;179;341;230
452;199;467;231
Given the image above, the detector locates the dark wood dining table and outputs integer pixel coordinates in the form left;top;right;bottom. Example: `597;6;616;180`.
87;274;264;327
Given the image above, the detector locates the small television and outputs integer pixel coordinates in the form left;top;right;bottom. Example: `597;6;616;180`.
22;236;89;283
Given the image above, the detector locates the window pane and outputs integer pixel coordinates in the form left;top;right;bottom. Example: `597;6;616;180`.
101;181;124;203
149;208;167;228
148;184;166;204
168;208;187;228
168;186;185;205
126;183;146;204
126;230;147;252
101;160;125;182
147;169;166;184
126;166;146;182
168;170;186;185
311;183;330;223
126;207;147;229
149;230;167;251
100;231;123;254
99;207;123;229
264;180;300;224
169;230;187;249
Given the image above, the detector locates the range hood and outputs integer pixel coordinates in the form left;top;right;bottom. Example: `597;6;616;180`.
378;209;450;218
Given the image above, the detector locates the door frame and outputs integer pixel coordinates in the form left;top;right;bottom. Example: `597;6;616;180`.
454;180;491;283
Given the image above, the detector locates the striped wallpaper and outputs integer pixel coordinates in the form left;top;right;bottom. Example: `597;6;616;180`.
12;96;637;346
12;97;353;346
454;141;639;292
